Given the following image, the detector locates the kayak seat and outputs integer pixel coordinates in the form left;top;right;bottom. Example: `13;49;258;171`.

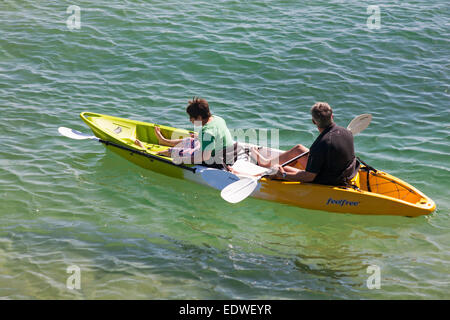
135;124;159;144
348;171;361;189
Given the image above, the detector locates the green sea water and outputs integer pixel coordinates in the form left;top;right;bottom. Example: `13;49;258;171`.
0;0;449;299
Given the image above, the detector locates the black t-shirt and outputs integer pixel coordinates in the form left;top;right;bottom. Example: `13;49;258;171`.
306;123;357;186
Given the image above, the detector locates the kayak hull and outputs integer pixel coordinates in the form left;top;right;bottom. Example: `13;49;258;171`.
80;112;436;217
253;175;435;217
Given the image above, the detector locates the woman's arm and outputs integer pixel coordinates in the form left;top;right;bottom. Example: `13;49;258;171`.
154;126;192;147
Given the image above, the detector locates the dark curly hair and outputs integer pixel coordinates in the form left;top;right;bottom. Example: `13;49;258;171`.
186;97;211;120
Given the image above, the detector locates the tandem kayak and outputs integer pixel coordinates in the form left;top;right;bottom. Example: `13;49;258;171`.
78;112;435;217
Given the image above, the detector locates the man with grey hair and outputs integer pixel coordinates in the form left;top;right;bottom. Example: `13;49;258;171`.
252;102;358;186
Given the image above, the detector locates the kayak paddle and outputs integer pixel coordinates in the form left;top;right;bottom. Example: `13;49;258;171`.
220;150;309;203
220;113;372;204
58;127;99;140
347;114;372;136
57;127;198;173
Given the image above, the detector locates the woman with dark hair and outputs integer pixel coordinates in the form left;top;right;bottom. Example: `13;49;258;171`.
185;97;234;167
135;97;234;167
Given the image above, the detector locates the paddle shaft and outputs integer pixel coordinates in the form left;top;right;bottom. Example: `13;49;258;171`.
280;150;309;168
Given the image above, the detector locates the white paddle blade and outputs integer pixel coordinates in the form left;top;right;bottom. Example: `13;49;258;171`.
347;114;372;136
200;168;241;190
221;177;258;203
58;127;98;140
231;159;269;176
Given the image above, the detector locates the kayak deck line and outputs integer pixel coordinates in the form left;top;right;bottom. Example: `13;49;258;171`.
99;138;197;173
79;111;436;217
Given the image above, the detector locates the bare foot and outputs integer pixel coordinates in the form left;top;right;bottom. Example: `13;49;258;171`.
250;147;271;167
134;139;144;148
156;149;171;157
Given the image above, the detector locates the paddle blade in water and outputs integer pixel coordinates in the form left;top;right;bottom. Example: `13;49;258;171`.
347;114;372;135
221;177;258;203
58;127;98;140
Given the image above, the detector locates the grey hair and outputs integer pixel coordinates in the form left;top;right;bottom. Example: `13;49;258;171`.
311;102;333;128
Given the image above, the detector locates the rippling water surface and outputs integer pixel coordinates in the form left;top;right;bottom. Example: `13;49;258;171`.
0;0;449;299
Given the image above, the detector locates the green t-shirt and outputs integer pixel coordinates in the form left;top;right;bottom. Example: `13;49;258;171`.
200;115;234;156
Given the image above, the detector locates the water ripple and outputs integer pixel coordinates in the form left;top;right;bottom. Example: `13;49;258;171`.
0;0;449;299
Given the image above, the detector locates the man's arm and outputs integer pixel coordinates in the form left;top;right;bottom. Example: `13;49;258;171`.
273;165;317;183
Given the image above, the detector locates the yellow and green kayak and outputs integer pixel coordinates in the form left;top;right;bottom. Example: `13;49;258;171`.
79;112;436;217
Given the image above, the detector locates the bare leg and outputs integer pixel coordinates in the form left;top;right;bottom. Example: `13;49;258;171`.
250;147;271;166
252;144;309;169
